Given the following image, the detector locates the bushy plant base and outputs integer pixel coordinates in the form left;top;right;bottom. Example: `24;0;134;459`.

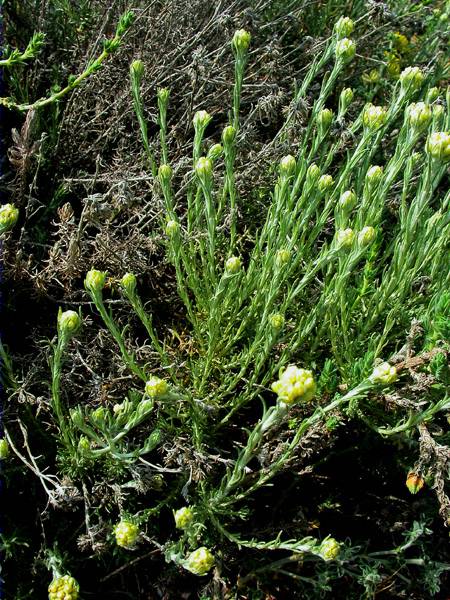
1;1;450;598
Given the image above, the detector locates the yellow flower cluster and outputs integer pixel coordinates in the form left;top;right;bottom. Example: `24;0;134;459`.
145;376;168;398
114;521;139;548
48;575;79;600
271;365;316;405
370;362;398;384
174;506;194;529
185;547;215;576
319;538;341;561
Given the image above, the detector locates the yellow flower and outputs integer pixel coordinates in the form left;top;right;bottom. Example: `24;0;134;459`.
225;256;242;274
363;104;387;131
319;538;340;561
174;506;194;529
0;203;19;234
57;310;81;336
184;547;215;576
114;521;139;548
48;575;79;600
370;362;397;384
84;269;106;293
271;365;316;405
145;377;168;398
426;132;450;162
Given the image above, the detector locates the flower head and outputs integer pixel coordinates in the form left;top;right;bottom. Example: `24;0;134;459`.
193;110;212;130
275;248;291;267
0;203;19;234
426;132;450;162
130;59;144;78
279;154;296;176
85;269;106;293
207;143;223;160
318;174;333;192
225;256;241;274
48;575;79;600
184;547;215;576
195;156;213;181
271;365;316;405
317;108;333;133
269;313;285;330
306;163;320;184
363;104;387;131
319;538;340;561
157;88;170;104
174;506;194;529
358;226;376;246
366;165;383;186
58;310;81;337
407;102;432;131
165;219;179;236
335;17;354;39
335;38;356;62
158;163;173;182
338;87;354;115
121;272;137;294
370;362;397;384
339;190;356;210
336;228;355;248
145;377;168;398
222;125;236;145
406;471;425;494
400;66;424;91
114;520;139;549
0;438;9;460
232;29;251;53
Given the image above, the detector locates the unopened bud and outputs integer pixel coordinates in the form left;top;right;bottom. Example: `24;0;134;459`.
406;471;425;494
317;108;333;134
276;248;291;266
174;506;194;529
120;273;136;294
193;110;212;130
426;87;440;103
0;203;19;234
335;38;356;62
85;269;106;293
145;377;168;398
158;163;173;182
363;104;387;131
195;156;213;180
114;521;139;549
157;87;170;104
306;163;320;184
225;255;241;274
269;313;285;330
339;190;356;210
0;439;9;460
407;102;432;131
426;132;450;162
334;16;354;39
319;538;340;561
336;228;355;248
358;226;376;246
207;143;223;160
366;165;383;186
222;125;236;145
279;154;296;176
338;88;354;116
318;174;333;192
232;29;251;53
58;309;81;336
400;66;424;92
184;547;215;576
165;219;179;236
130;59;144;79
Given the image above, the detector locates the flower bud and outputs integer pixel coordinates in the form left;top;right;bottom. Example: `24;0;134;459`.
317;108;333;134
232;29;251;53
136;398;153;416
338;87;354;116
195;156;213;181
392;33;409;53
335;38;356;62
269;313;285;330
317;174;333;192
48;575;80;600
85;269;106;293
426;132;450;162
91;406;108;424
165;219;179;236
184;547;215;576
207;143;223;160
157;87;170;104
363;104;387;131
120;272;137;294
114;521;139;549
361;69;381;85
306;163;320;184
407;102;432;131
222;125;236;145
0;438;9;460
336;228;355;248
400;66;424;92
58;309;81;336
370;362;397;384
338;190;356;210
158;163;173;182
275;248;291;267
225;255;241;274
145;376;168;398
130;59;144;78
0;203;19;234
319;538;340;561
193;110;212;130
365;165;383;186
174;506;194;529
426;87;440;103
78;435;91;453
334;16;354;39
432;104;445;121
271;365;316;405
358;226;376;246
406;471;425;494
279;154;296;177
